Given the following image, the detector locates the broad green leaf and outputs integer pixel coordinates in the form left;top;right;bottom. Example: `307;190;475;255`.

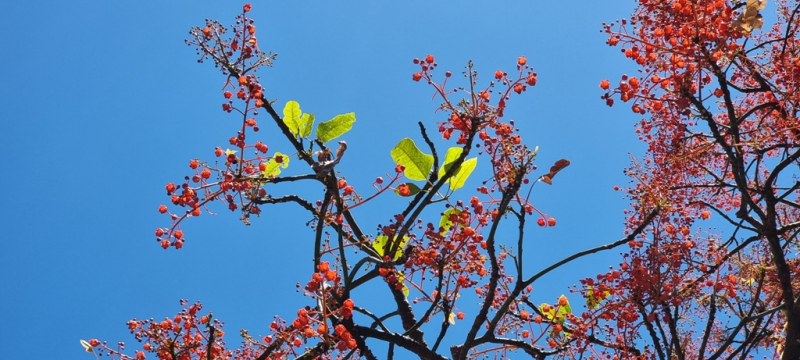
448;158;477;190
438;147;463;179
317;113;355;143
299;113;315;138
394;183;421;197
439;208;461;235
391;138;433;181
372;235;409;261
262;152;290;177
283;101;302;137
437;147;477;191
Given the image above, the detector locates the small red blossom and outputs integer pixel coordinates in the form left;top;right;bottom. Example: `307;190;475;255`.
494;70;504;80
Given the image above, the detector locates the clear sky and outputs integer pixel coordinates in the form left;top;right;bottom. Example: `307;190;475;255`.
0;1;651;358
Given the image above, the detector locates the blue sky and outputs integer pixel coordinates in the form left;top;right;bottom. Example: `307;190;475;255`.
0;1;649;357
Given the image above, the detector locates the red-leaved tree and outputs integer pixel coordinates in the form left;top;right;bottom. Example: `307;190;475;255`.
84;1;800;359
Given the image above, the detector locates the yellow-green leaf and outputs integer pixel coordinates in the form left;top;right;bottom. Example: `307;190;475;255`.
439;208;461;235
438;147;463;179
317;113;355;143
80;340;93;353
372;235;408;260
262;152;290;177
299;113;315;138
391;138;433;181
585;286;610;310
283;101;302;137
437;147;477;190
448;158;477;190
397;271;409;297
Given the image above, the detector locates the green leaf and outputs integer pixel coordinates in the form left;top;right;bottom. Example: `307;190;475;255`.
449;158;477;190
438;147;463;179
439;208;461;235
437;147;477;191
585;286;610;310
299;113;315;138
394;182;421;197
372;235;408;261
283;101;302;137
391;138;433;181
262;152;290;177
317;113;355;143
559;302;572;317
80;340;93;353
539;303;556;321
397;271;409;297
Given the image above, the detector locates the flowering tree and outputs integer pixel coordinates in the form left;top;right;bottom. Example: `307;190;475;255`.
592;0;800;359
84;1;800;359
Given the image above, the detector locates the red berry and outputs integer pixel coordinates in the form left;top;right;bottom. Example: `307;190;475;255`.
526;74;537;86
158;205;168;214
548;217;556;227
537;218;546;227
397;184;411;196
